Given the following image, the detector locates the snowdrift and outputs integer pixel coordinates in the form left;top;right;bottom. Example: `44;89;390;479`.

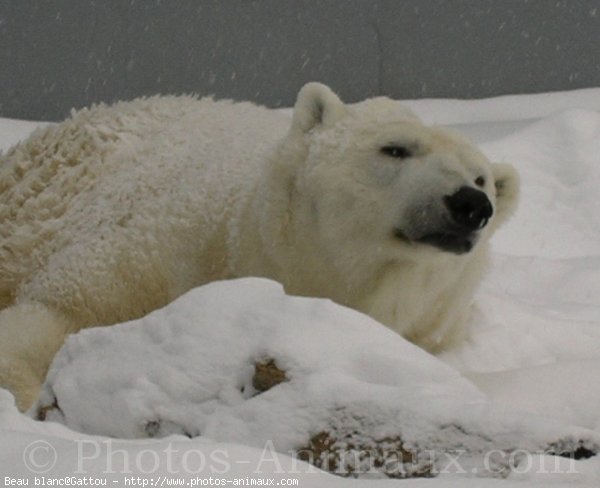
2;87;600;487
32;278;599;478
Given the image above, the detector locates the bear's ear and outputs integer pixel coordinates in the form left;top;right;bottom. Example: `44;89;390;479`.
291;82;347;134
491;163;520;227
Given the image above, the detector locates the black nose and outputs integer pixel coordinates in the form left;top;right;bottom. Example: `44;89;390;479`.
444;186;493;230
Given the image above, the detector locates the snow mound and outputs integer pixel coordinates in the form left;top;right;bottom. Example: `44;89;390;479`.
403;87;600;125
34;278;599;478
481;109;600;258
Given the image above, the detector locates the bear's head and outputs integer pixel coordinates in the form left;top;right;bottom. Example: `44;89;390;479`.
266;83;519;268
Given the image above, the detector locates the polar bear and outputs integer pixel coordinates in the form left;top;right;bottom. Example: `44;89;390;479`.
0;83;519;410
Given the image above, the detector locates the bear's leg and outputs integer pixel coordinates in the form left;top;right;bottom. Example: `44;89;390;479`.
0;303;72;411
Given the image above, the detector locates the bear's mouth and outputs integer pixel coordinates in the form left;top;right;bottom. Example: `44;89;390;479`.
394;229;476;255
416;232;475;254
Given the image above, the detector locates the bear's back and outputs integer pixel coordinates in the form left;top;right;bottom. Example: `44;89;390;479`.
0;95;288;308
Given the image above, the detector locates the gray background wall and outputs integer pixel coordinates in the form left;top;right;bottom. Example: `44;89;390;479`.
1;0;599;121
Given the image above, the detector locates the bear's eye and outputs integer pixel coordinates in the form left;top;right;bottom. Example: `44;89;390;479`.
475;176;486;187
380;145;412;159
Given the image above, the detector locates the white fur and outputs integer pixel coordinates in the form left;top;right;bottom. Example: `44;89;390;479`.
0;83;519;410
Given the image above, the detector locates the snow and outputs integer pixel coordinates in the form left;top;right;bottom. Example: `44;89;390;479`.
0;117;47;152
34;278;484;441
402;87;600;125
2;87;600;486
